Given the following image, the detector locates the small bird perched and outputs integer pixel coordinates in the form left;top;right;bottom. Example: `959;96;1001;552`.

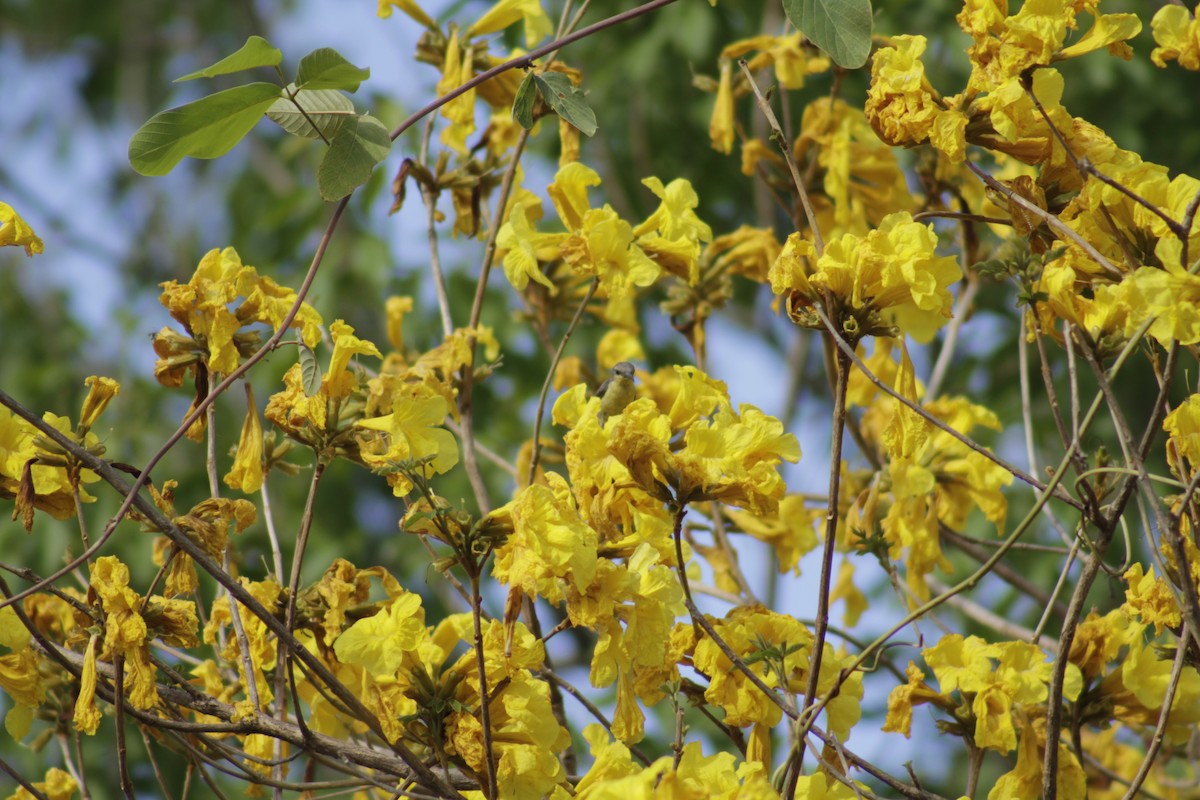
596;362;637;424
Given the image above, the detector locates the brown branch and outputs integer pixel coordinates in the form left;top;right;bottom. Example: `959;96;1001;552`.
795;347;851;770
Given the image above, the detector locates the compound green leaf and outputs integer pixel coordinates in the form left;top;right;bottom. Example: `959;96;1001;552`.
296;48;371;92
533;72;597;137
174;36;282;82
267;86;356;139
317;114;392;201
782;0;873;69
128;83;283;176
512;71;537;130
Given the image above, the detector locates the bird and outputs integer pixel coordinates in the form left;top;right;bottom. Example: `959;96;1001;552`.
596;362;637;424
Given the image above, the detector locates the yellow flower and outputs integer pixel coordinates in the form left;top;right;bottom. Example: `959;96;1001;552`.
204;577;282;708
564;209;660;306
705;225;781;284
725;495;819;574
436;29;477;154
334;591;426;676
0;202;43;256
0;606;45;740
798;99;916;237
1059;12;1141;60
492;472;599;606
709;60;735;155
633;177;713;286
77;376;119;433
923;634;997;695
829;559;868;627
497;194;557;292
865;35;941;149
155;247;323;438
467;0;553;47
1067;609;1132;682
357;383;459;494
1121;563;1181;636
883;661;948;738
223;386;263;494
1151;5;1200;70
1165;392;1200;477
772;212;961;344
989;725;1086;800
325;320;383;400
376;0;437;28
385;295;414;353
5;767;78;800
72;636;102;735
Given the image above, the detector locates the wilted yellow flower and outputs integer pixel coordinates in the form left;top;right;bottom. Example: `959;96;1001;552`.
224;386;264;494
1121;563;1182;635
91;556;199;710
709;60;735;155
72;636;102;735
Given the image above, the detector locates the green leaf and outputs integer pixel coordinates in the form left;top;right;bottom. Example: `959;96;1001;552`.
532;72;597;137
174;36;282;82
511;71;537;130
296;48;371;92
267;86;356;139
317;114;392;201
299;343;323;397
782;0;873;69
128;83;283;176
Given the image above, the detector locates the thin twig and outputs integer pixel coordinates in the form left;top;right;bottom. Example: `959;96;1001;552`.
795;348;851;765
418;114;456;338
966;162;1121;279
388;0;684;142
457;125;533;514
737;59;824;255
527;278;599;486
469;571;499;800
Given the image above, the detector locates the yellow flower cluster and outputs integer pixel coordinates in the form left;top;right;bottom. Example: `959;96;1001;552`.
496;163;712;323
848;348;1013;599
770;212;961;344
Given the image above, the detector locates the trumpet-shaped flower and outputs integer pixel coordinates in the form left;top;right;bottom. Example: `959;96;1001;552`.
357;383;459;495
